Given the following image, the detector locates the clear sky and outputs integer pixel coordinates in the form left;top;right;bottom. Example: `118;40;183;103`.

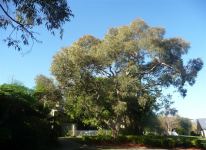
0;0;205;119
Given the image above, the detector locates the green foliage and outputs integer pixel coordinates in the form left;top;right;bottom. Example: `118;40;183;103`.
0;83;35;102
51;19;203;136
159;95;178;116
0;0;73;50
34;74;62;108
0;83;58;149
176;117;192;135
80;135;206;149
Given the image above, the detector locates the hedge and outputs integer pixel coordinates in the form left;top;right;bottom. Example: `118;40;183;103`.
81;135;206;149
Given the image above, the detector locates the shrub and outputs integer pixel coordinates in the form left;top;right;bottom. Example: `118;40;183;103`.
80;134;206;149
0;84;58;150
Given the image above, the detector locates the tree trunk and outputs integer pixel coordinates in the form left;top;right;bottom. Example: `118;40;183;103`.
110;122;120;138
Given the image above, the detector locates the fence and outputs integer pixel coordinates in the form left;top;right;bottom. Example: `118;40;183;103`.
62;123;111;137
67;129;111;137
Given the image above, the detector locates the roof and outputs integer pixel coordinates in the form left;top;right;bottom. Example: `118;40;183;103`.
197;118;206;130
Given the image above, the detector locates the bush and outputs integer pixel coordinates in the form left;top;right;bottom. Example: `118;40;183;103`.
144;138;163;147
162;138;175;148
0;84;58;150
80;134;206;149
191;131;200;136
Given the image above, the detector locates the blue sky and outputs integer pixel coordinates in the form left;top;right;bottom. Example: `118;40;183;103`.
0;0;205;119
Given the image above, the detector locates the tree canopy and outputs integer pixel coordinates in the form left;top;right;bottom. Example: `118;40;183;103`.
51;19;203;135
0;0;73;51
34;74;62;108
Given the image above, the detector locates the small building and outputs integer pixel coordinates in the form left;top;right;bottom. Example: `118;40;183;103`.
197;118;206;138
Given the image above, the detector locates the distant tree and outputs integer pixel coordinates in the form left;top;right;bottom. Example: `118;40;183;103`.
190;120;198;135
51;19;203;136
176;117;192;135
159;116;180;135
0;0;73;51
34;75;66;134
34;74;62;108
158;95;179;134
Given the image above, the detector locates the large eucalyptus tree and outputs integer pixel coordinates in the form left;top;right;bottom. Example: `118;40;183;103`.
51;19;203;135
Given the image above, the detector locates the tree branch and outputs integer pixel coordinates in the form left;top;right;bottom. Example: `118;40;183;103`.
142;63;159;74
109;66;115;77
100;69;112;77
160;62;173;69
0;3;34;38
140;61;174;75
